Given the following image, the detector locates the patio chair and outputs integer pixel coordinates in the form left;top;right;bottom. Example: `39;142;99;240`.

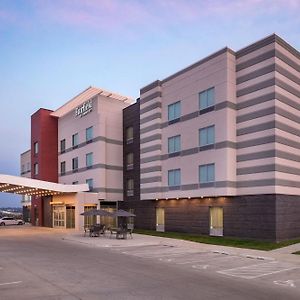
116;228;127;239
89;225;100;237
84;225;91;237
109;227;117;239
99;225;106;236
127;224;134;239
93;224;107;237
127;228;133;239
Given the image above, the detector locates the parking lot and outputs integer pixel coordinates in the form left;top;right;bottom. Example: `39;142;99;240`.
0;226;300;299
110;243;300;290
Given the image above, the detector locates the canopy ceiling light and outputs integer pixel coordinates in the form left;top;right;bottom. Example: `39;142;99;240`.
0;174;89;196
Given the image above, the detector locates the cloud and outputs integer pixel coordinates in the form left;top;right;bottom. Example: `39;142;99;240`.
30;0;154;32
1;0;299;34
34;0;300;29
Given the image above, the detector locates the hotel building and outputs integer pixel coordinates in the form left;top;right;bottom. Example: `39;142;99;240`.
128;34;300;241
15;34;300;241
20;87;133;229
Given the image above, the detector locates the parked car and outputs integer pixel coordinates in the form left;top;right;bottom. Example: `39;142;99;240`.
0;217;25;226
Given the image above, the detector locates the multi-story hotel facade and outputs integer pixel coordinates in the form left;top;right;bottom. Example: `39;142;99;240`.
20;87;133;229
18;34;300;241
134;34;300;241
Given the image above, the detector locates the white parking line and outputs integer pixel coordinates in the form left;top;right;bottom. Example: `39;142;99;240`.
120;246;175;255
161;252;218;264
154;251;201;258
192;264;209;270
0;281;22;287
274;280;296;288
164;252;240;265
126;250;200;258
218;261;299;279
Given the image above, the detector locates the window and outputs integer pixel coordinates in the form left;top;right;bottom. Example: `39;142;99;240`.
34;142;38;155
60;161;66;175
126;179;134;196
126;153;134;170
168;135;181;154
168;101;181;121
168;169;181;186
72;157;78;171
86;126;93;142
72;133;79;148
34;163;38;175
86;152;93;168
60;139;66;153
199;164;215;183
84;206;97;227
199;87;215;110
86;179;94;191
199;125;215;147
72;181;78;185
21;164;25;173
126;127;133;144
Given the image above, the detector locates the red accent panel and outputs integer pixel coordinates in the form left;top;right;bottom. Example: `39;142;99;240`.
30;109;58;226
31;197;43;226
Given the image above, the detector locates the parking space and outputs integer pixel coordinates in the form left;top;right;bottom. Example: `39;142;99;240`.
111;244;300;292
112;245;260;270
218;261;298;279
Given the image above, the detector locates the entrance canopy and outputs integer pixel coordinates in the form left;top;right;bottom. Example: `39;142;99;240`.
0;174;89;196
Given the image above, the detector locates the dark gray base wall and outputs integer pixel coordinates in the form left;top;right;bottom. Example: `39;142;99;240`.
276;194;300;241
122;194;300;241
225;194;300;241
156;195;279;241
223;195;277;241
120;200;156;230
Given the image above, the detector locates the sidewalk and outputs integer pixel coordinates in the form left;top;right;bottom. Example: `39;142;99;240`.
62;230;300;264
271;243;300;254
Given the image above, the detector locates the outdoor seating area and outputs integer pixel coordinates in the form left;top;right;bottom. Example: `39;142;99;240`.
84;224;133;239
81;209;135;240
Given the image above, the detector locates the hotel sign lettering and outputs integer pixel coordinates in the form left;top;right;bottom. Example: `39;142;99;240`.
75;99;93;118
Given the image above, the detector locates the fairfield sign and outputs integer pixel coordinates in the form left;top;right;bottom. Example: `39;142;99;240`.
75;99;93;118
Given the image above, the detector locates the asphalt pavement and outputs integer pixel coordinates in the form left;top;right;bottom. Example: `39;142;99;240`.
0;226;299;300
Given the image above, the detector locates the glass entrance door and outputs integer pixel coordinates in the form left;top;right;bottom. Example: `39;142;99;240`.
210;207;223;236
156;208;165;232
66;206;75;229
53;206;65;228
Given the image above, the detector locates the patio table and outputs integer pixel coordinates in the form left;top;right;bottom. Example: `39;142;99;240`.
110;227;128;239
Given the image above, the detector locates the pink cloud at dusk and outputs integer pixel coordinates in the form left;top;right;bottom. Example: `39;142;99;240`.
35;0;300;24
1;0;299;33
31;0;155;31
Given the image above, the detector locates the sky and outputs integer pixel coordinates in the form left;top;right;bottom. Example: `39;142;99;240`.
0;0;299;207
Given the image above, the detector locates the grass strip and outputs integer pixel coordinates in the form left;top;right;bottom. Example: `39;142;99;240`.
134;229;300;251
